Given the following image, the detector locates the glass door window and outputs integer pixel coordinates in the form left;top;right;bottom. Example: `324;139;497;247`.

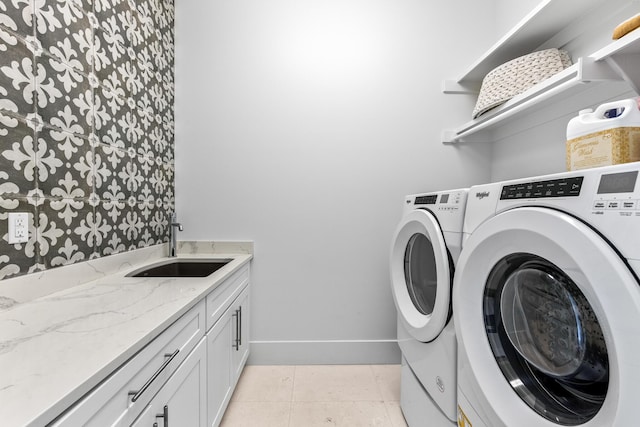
404;233;438;315
483;253;608;425
390;208;452;342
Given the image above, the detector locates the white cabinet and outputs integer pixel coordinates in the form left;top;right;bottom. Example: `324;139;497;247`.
132;339;207;427
207;281;251;427
52;262;251;427
134;265;251;427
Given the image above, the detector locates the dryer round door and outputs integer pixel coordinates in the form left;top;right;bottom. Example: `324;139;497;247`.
390;209;453;343
454;207;640;427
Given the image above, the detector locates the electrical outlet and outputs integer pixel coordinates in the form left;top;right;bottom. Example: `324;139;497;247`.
8;212;29;244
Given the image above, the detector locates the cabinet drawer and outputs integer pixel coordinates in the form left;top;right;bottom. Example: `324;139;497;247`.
206;264;249;331
52;299;206;427
131;338;207;427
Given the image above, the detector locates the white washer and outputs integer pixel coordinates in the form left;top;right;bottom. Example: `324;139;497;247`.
390;189;468;426
454;163;640;427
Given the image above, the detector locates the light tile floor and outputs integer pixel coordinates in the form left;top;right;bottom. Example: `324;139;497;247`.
220;365;408;427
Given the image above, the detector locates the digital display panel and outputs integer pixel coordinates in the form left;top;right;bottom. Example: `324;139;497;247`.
414;195;437;205
440;194;449;204
597;171;638;194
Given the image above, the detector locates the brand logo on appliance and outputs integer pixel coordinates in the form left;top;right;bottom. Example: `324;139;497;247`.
475;191;490;199
436;376;445;393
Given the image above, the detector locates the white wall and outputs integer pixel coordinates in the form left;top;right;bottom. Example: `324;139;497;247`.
175;0;493;364
493;0;539;38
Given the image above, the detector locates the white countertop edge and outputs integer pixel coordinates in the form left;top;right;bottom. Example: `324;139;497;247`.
0;243;253;427
0;241;254;309
0;244;168;309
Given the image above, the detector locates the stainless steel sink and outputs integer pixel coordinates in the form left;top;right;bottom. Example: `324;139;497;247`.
127;259;232;278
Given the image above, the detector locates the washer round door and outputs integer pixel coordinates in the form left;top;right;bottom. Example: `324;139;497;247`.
454;207;640;427
390;208;453;342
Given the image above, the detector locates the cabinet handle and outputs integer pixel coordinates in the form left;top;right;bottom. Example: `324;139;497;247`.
238;305;242;347
231;310;240;351
155;405;169;427
128;349;180;402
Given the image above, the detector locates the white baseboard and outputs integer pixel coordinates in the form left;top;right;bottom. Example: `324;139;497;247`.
247;339;401;365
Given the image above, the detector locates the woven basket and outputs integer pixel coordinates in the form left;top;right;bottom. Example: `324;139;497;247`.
472;48;572;119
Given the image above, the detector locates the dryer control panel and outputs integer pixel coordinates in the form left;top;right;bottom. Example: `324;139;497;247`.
414;194;438;205
412;191;466;212
403;189;468;233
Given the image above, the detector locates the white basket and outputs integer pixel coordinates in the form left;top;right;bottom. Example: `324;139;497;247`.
472;48;572;119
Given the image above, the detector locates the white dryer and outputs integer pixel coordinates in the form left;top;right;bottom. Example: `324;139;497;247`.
390;189;468;426
454;163;640;427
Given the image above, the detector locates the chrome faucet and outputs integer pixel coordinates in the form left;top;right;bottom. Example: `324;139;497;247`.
169;214;183;257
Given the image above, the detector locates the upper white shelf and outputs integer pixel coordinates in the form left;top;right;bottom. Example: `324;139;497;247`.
442;0;640;144
443;0;609;94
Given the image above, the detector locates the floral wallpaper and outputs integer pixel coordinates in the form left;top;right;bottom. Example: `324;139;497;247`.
0;0;175;280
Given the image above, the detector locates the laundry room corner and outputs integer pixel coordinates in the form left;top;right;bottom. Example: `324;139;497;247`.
5;0;640;425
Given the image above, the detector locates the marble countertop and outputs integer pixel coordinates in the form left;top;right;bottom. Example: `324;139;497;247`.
0;242;252;427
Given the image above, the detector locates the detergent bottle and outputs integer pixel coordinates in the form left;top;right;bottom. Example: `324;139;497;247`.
566;98;640;171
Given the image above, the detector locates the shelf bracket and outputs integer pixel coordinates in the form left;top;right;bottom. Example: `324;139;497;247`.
579;56;624;82
442;80;479;94
441;129;459;144
603;53;640;94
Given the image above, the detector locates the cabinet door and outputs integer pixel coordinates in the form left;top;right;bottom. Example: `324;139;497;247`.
132;338;207;427
206;304;234;427
231;285;250;383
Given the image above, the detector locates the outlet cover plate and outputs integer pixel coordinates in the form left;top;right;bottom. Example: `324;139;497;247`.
8;212;29;244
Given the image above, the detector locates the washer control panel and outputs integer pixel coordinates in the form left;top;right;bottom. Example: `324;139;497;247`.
591;170;640;216
487;165;640;260
498;169;640;216
593;200;638;210
500;177;583;200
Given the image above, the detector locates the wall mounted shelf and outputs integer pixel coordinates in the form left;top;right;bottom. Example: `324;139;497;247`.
442;0;605;94
442;0;640;144
442;58;621;144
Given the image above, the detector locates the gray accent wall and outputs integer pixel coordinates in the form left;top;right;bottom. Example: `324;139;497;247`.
0;0;175;280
